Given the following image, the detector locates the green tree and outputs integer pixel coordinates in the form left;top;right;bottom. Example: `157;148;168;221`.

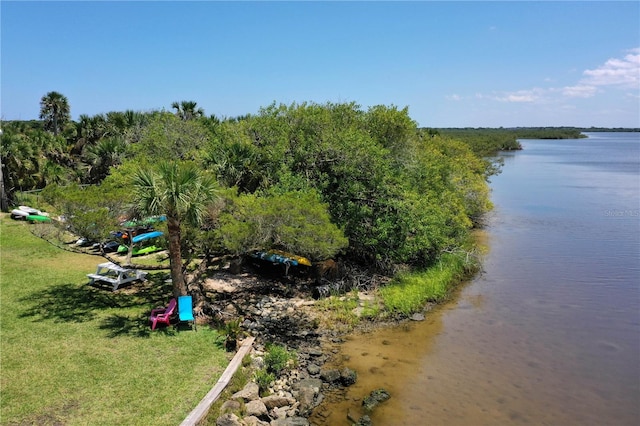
366;104;418;160
203;120;270;192
215;101;494;269
0;121;73;198
171;100;204;121
131;113;209;162
133;161;217;298
39;91;71;136
42;182;130;243
105;110;151;144
73;114;107;154
37;159;70;187
0;127;36;206
82;137;127;184
216;189;348;260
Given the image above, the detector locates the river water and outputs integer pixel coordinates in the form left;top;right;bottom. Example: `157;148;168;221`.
312;132;640;426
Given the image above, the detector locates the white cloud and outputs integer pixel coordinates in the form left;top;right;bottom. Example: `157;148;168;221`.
562;84;598;98
583;48;640;88
472;48;640;104
443;50;640;127
483;88;545;103
501;92;538;103
563;48;640;98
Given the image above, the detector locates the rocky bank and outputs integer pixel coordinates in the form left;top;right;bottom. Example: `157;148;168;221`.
196;265;393;426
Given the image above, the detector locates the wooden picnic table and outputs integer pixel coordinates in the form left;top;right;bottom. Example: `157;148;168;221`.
87;262;147;291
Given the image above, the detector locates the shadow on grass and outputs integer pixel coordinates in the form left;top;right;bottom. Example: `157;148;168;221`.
211;333;227;351
18;273;175;338
99;313;153;338
100;315;200;338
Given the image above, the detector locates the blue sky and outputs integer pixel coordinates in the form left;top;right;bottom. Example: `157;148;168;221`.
2;1;639;128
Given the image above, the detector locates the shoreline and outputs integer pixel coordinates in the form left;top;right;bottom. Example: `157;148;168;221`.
200;253;479;424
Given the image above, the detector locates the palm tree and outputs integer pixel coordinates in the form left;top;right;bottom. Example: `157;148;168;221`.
73;113;115;155
83;137;127;183
39;91;71;136
133;161;217;298
171;100;204;121
0;126;39;196
207;141;266;192
37;159;69;187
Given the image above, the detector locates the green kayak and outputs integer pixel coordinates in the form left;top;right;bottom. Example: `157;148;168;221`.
27;214;52;223
117;244;163;256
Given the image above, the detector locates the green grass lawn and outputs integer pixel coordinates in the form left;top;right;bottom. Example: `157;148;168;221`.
0;214;229;425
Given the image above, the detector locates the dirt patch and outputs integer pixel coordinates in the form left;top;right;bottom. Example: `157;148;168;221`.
201;272;262;294
8;400;81;426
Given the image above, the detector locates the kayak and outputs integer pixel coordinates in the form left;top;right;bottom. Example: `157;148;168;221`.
76;237;92;246
27;214;52;223
19;205;41;215
10;209;29;219
117;232;164;255
250;249;312;267
14;206;50;219
132;245;163;256
119;230;164;243
117;244;163;256
131;231;163;243
273;250;312;267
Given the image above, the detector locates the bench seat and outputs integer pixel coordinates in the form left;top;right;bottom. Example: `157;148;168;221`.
87;273;118;284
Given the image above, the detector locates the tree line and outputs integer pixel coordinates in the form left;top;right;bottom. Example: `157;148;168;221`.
2;91;501;296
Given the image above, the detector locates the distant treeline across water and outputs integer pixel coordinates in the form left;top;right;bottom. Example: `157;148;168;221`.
421;127;639;157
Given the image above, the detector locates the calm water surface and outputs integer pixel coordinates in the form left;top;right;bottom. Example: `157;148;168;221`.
312;132;640;426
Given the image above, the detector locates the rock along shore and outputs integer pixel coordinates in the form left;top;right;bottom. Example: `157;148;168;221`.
199;267;403;426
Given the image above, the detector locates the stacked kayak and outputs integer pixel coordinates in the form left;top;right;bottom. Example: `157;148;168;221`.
249;249;312;267
10;206;51;222
10;209;29;219
117;231;164;256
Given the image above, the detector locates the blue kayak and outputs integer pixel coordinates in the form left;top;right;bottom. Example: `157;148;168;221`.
131;231;163;243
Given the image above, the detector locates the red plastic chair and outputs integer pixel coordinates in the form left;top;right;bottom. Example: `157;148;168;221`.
150;298;177;330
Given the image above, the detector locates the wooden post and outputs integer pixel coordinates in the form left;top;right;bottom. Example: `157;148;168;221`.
180;336;255;426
